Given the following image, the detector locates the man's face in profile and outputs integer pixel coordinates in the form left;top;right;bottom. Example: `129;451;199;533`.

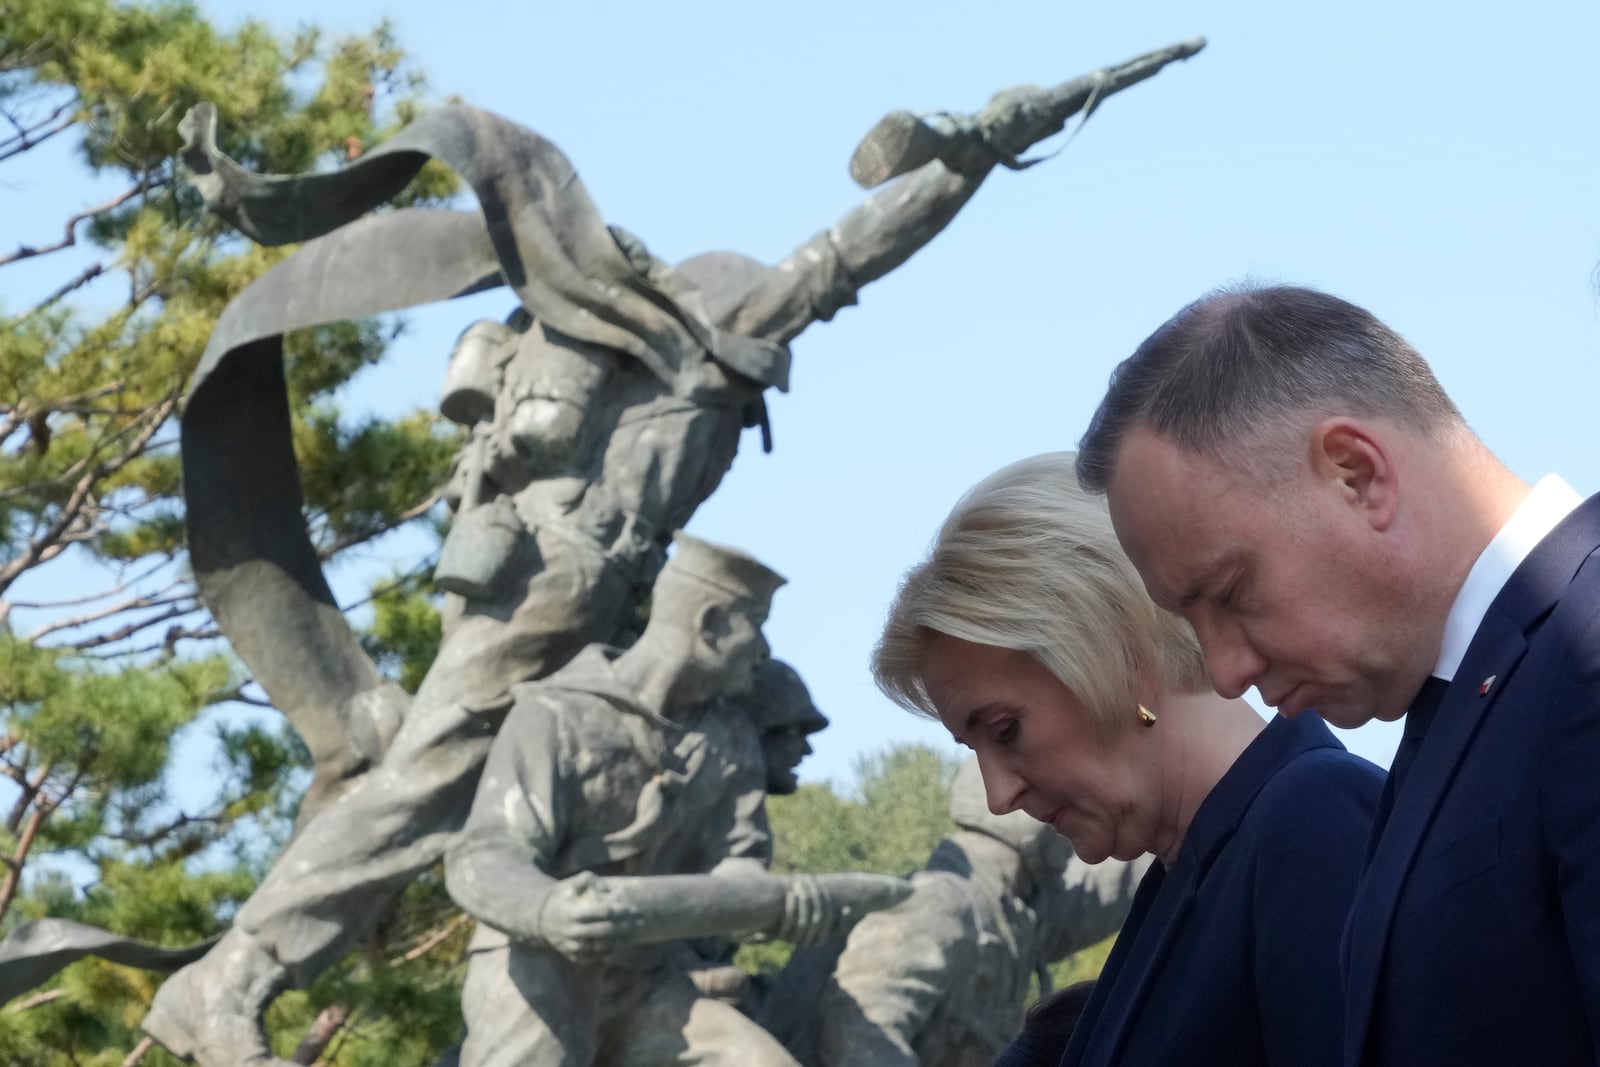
1105;423;1415;727
760;723;816;795
746;660;826;794
684;592;772;703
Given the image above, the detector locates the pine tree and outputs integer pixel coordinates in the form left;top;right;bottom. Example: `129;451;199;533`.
766;744;961;878
0;2;462;1062
2;7;1122;1058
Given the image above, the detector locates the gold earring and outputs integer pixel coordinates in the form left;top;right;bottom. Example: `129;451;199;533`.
1136;704;1157;727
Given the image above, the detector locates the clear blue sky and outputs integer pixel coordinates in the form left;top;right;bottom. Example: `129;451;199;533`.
19;0;1600;791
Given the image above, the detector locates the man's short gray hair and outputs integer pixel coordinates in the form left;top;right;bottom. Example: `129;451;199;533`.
1076;284;1464;492
872;453;1210;736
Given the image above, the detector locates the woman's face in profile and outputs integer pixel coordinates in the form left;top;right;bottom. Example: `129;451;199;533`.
921;632;1158;864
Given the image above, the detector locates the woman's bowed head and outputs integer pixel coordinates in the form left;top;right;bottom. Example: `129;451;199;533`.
872;452;1269;867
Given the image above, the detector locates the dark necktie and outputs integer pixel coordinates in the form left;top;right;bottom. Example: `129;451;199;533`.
1390;676;1449;792
1368;675;1450;846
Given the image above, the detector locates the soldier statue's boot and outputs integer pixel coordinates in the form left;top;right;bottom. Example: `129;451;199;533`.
142;928;297;1067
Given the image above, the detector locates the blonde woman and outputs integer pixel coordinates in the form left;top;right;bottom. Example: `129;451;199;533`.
874;453;1382;1067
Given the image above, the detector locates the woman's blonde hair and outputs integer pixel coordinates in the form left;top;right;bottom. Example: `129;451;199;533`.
872;452;1209;735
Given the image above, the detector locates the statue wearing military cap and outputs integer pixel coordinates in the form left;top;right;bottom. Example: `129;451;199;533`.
741;659;831;796
144;42;1206;1060
444;534;904;1067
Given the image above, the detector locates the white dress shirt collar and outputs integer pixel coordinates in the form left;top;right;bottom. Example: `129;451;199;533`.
1434;474;1582;681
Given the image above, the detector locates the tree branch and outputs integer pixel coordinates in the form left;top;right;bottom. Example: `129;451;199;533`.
25;261;106;316
0;761;29;791
0;391;178;596
0;101;76;163
393;912;470;964
23;589;192;643
100;624;220;660
0;790;53;922
317;491;441;560
329;556;437;617
206;684;275;709
5;759;52;836
6;988;68;1012
0;382;130;439
6;561;177;609
119;1036;155;1066
59;603;193;652
0;176;169;269
291;1003;352;1065
110;810;223;850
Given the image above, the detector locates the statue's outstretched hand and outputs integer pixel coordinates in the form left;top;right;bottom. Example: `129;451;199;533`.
534;872;645;962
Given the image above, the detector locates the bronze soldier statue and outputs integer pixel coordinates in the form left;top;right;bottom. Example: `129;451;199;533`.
144;39;1202;1065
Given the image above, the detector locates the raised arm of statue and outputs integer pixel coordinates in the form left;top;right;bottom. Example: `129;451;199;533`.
700;156;989;347
712;37;1205;348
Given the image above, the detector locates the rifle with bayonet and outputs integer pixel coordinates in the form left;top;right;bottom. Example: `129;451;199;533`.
849;35;1206;189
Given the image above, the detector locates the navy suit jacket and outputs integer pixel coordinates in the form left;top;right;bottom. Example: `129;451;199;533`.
1343;494;1600;1066
1062;713;1383;1067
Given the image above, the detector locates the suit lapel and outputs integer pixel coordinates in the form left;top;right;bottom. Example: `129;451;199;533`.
1072;862;1198;1065
1075;716;1332;1067
1343;494;1600;1066
1341;609;1528;1066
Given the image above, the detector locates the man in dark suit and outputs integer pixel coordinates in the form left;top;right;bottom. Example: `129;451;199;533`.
1074;284;1600;1066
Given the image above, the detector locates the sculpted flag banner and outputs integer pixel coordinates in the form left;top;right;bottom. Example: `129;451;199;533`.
171;37;1204;786
176;103;791;775
0;920;217;1005
114;40;1207;1060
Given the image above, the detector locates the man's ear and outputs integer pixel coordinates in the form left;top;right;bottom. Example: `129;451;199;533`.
1309;417;1399;531
697;602;731;651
